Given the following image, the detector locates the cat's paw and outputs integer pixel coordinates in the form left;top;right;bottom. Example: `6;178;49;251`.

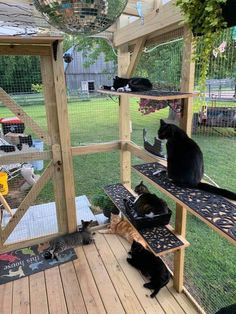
143;282;154;289
117;87;125;92
124;84;131;92
111;86;115;91
126;257;132;264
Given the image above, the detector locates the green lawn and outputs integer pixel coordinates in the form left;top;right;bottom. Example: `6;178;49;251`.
1;96;235;313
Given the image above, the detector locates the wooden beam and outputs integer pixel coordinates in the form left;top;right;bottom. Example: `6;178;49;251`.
126;141;167;166
0;88;51;146
40;54;70;235
98;89;195;101
117;16;132;189
119;96;131;188
1;162;54;245
173;27;195;293
0;36;63;45
71;141;120;156
51;41;77;233
114;1;182;47
0;45;51;56
126;37;147;77
123;0;155;16
0;151;52;165
179;27;195;136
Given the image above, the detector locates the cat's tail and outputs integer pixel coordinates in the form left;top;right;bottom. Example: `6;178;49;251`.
197;182;236;200
98;229;113;234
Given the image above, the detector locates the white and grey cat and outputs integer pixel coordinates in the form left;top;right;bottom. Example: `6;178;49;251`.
44;220;94;260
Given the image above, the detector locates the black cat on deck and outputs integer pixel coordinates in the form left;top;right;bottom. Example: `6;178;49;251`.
102;76;153;92
127;240;170;298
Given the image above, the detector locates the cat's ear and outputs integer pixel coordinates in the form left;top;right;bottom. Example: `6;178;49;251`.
160;119;166;126
140;181;143;185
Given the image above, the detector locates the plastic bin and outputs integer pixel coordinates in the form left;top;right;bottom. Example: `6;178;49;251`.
0;117;25;135
0;172;8;195
31;139;44;171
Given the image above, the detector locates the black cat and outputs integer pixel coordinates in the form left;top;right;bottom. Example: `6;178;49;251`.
133;181;169;216
44;220;94;260
127;240;170;298
102;76;152;92
158;119;236;200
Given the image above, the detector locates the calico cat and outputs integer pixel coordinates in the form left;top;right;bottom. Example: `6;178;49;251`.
44;220;94;260
133;181;169;216
102;76;152;92
127;240;170;298
99;213;148;248
158;119;236;200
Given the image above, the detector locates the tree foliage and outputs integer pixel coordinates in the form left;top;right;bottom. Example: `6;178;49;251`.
63;34;117;68
0;56;41;93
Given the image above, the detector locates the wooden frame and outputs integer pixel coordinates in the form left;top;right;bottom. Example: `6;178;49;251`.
0;36;76;249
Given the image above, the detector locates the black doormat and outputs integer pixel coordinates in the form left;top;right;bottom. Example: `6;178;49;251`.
0;242;77;285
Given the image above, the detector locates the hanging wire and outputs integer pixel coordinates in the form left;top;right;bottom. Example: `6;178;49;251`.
144;37;183;53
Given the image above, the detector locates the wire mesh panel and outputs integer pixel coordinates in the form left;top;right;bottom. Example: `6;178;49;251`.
69;95;119;145
131;31;236;314
0;55;59;247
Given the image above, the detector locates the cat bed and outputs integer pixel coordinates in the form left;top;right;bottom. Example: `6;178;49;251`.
123;196;172;230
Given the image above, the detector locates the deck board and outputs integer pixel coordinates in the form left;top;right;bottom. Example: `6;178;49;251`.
60;262;87;314
0;232;202;314
0;281;13;314
95;233;145;313
105;234;166;314
12;277;30;314
74;246;106;314
45;267;68;314
29;272;49;314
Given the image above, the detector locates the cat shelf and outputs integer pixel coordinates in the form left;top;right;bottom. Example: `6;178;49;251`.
97;89;195;101
133;162;236;244
104;183;189;256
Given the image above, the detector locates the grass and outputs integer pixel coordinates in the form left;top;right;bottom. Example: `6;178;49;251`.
1;96;236;313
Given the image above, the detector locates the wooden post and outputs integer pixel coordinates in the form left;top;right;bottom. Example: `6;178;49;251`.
119;94;131;187
51;41;77;233
173;26;195;292
179;26;195;136
117;16;132;188
41;41;77;234
40;54;69;234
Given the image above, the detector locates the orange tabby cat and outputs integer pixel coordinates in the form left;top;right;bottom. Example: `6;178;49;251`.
99;213;148;248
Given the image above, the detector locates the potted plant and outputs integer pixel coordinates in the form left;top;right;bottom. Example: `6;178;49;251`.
91;194;119;219
176;0;236;94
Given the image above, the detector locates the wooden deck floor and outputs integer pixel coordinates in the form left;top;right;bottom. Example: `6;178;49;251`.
0;233;201;314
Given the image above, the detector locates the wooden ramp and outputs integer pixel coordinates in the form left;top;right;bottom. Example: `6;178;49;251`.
0;232;202;314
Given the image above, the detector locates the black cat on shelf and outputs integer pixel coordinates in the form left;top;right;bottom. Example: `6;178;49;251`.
158;119;236;200
127;240;170;298
102;76;152;92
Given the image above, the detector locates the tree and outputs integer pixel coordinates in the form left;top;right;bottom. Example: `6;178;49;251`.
0;56;41;93
63;34;117;68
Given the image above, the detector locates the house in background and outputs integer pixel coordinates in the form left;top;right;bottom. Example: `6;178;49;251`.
64;46;116;95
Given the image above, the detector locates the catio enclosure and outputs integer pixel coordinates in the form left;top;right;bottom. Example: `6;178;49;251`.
0;1;236;314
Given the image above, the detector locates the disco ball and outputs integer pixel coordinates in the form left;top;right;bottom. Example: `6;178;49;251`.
34;0;128;35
